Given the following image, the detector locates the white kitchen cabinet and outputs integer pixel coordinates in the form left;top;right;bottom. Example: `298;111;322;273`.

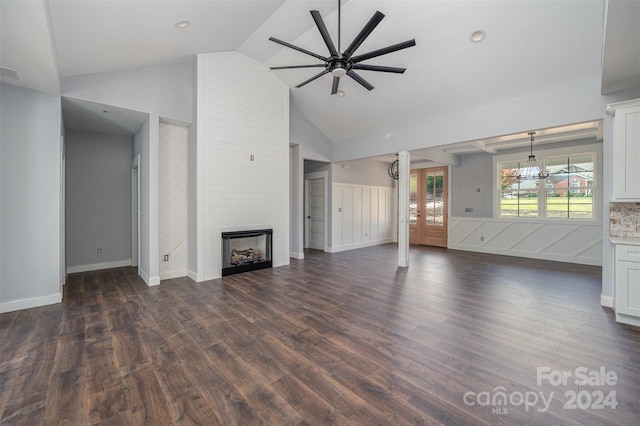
608;99;640;200
615;243;640;327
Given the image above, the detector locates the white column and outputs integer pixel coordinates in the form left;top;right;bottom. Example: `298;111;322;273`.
398;151;410;267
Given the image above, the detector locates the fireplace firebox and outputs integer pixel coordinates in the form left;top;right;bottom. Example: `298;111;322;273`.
221;229;273;276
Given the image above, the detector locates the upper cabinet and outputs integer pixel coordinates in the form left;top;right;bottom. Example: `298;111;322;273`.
608;99;640;200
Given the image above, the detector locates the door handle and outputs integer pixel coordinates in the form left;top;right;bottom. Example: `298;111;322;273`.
307;216;311;219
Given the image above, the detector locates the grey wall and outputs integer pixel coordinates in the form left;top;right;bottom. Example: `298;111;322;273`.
65;130;132;270
450;152;494;218
63;61;191;285
0;84;62;311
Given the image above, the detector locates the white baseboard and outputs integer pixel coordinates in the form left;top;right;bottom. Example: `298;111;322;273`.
187;269;199;282
600;294;614;309
67;259;131;274
327;238;394;253
138;267;160;287
160;269;187;280
0;292;62;313
290;251;304;260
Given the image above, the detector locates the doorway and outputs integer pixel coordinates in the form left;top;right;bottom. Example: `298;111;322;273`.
409;166;448;247
304;172;327;251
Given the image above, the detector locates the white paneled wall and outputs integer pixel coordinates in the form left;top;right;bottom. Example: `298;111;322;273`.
449;217;602;265
196;53;289;280
331;183;395;252
159;122;188;280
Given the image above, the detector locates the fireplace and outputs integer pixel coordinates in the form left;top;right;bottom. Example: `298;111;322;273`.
221;229;273;276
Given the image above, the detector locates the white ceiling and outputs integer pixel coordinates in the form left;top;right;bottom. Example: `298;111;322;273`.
1;0;638;151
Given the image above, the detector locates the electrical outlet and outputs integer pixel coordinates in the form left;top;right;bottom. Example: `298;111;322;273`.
465;207;473;213
480;236;485;241
365;232;368;237
477;188;481;192
164;254;169;262
97;248;102;254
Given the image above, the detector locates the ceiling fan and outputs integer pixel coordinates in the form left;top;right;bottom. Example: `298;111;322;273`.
268;0;416;95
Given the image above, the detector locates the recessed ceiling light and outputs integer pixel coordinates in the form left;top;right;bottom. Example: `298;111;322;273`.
175;20;190;29
470;29;486;43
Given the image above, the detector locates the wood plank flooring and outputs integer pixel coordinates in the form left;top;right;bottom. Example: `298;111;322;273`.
1;244;639;425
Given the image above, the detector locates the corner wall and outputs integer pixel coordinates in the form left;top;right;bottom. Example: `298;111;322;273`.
0;84;62;312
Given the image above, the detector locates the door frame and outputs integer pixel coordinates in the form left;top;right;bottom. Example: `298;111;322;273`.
131;154;140;267
409;165;449;247
304;171;329;251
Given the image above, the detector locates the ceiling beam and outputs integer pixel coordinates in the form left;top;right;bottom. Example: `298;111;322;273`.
411;148;459;166
471;141;497;154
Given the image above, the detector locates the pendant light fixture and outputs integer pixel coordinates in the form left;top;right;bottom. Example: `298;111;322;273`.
388;155;399;180
517;132;549;180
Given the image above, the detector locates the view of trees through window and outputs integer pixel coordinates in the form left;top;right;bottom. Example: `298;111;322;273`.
499;154;594;219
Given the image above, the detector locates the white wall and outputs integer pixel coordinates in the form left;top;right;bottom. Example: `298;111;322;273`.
159;122;188;280
331;183;395;253
333;79;622;161
61;61;193;124
65;130;132;272
0;84;62;312
194;52;289;281
332;158;396;188
289;104;333;258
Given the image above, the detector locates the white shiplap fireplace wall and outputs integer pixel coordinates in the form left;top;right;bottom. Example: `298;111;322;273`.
193;52;290;281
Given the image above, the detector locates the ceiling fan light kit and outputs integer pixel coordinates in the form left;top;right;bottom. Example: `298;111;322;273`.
269;0;416;95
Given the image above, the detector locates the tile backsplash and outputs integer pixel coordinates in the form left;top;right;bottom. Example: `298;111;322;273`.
610;202;640;238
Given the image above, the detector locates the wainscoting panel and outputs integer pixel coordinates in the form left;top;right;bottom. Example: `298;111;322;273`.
449;217;602;265
331;183;395;253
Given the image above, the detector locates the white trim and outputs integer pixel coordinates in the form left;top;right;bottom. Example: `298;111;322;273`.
327;238;395;253
160;269;187;280
290;251;304;260
600;294;614;308
0;293;62;313
138;266;160;287
606;98;640;115
187;269;199;282
67;259;132;274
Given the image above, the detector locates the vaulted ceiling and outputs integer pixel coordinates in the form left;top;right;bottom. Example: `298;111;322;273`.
1;0;638;147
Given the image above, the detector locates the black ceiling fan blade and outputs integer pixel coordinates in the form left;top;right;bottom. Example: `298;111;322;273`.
269;37;328;62
271;64;326;70
352;64;407;74
347;70;374;91
310;10;339;57
343;11;385;59
296;69;331;88
331;76;340;95
351;39;416;63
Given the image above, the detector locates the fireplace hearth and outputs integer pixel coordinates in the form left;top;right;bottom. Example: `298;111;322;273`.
221;229;273;276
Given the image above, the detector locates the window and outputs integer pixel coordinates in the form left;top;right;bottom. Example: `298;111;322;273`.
496;149;597;220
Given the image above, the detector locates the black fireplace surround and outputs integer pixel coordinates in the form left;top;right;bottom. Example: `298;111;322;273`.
221;229;273;276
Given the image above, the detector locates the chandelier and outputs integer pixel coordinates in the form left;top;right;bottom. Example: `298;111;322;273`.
516;132;549;180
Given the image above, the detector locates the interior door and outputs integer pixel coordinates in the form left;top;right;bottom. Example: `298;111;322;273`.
409;166;448;247
305;177;325;250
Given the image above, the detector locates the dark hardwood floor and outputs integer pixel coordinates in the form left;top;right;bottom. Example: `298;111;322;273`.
1;244;639;425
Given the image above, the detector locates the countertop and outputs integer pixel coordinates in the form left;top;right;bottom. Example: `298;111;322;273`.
610;237;640;246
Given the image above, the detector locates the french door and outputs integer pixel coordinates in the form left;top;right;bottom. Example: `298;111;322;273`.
409;166;448;247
